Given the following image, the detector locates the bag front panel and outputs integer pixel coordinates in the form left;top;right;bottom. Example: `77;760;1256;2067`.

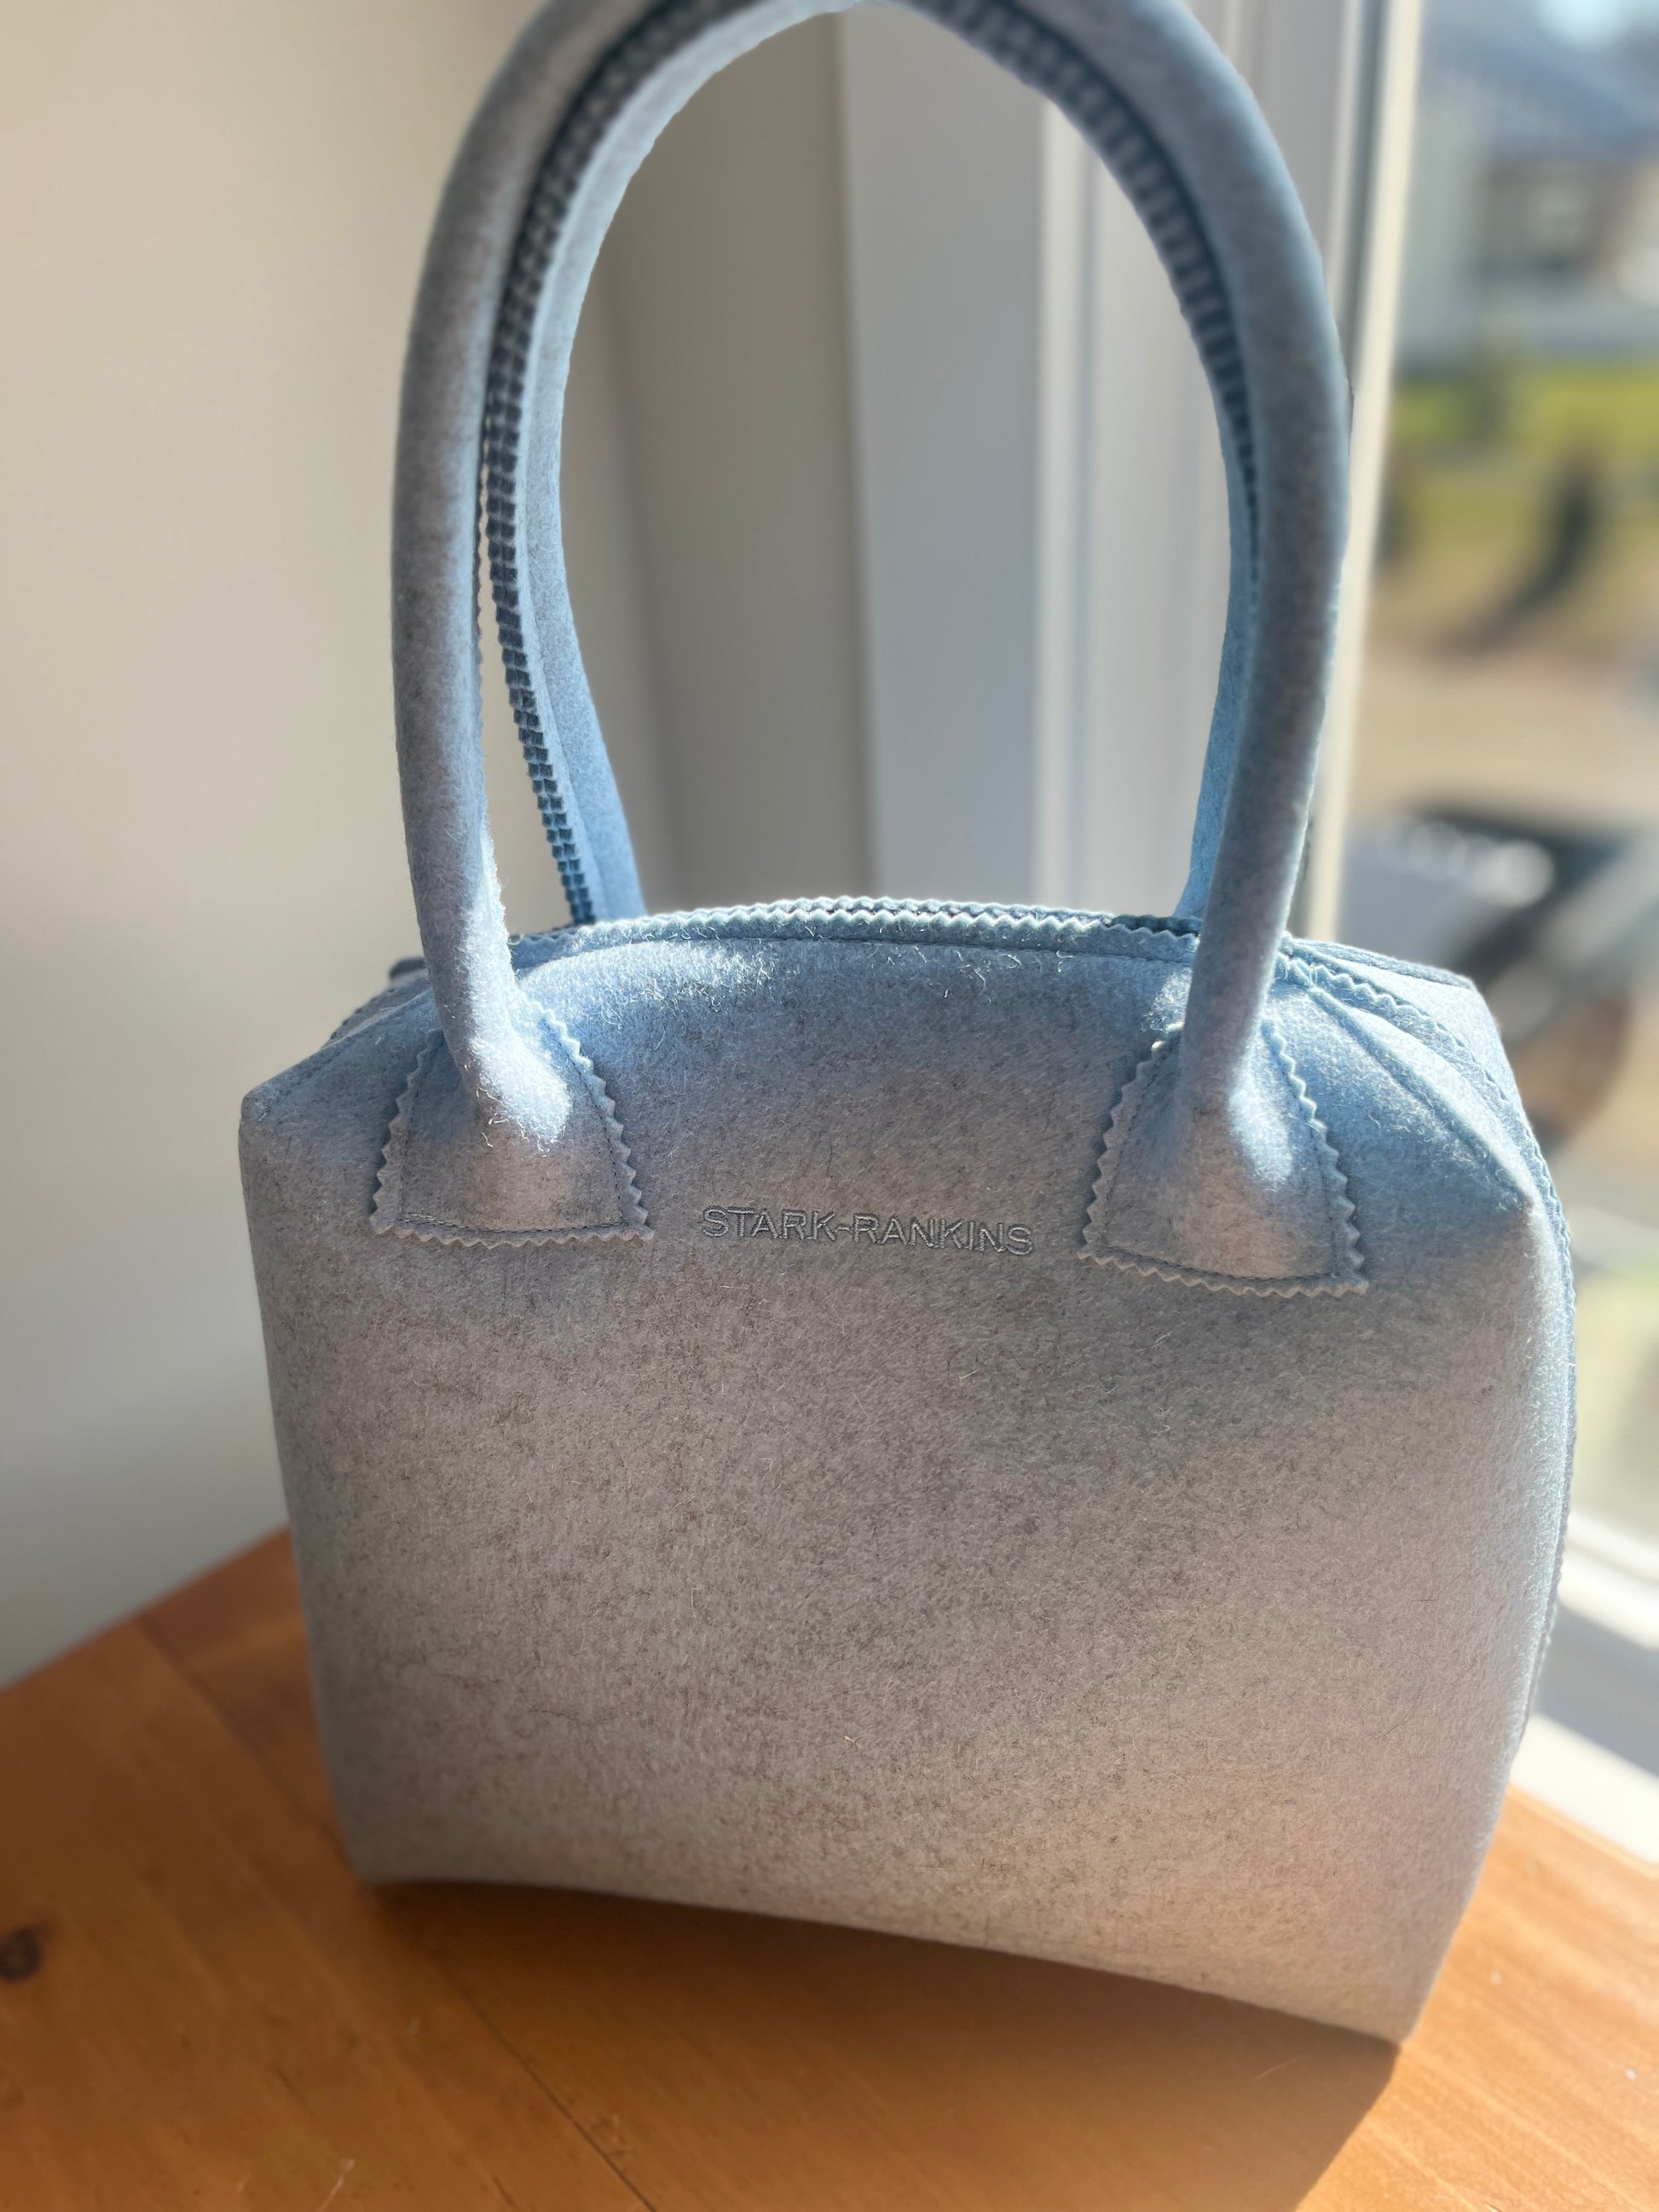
242;917;1573;2038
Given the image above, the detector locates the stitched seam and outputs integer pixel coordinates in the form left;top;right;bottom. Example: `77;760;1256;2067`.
390;1219;649;1247
372;1025;650;1243
257;901;1211;1099
1091;1250;1366;1297
369;1031;436;1237
484;0;1256;910
1080;1022;1364;1296
485;0;762;921
1083;1026;1173;1237
540;1010;650;1227
290;912;1464;1100
1288;956;1570;1261
310;908;1493;1099
1262;1015;1365;1284
1295;941;1483;994
1303;982;1536;1208
514;897;1202;967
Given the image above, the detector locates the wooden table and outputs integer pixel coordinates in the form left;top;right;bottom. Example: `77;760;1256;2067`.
1;1538;1652;2209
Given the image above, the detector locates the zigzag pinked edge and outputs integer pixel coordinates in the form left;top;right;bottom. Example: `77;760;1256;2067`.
1080;1025;1175;1257
483;0;1258;904
368;1031;442;1239
1287;952;1572;1276
1078;1018;1366;1297
274;898;1207;1098
1263;1014;1366;1290
371;1018;650;1247
540;1005;651;1239
511;894;1203;969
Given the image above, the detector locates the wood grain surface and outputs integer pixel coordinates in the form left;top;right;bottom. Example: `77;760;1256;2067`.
0;1534;1652;2210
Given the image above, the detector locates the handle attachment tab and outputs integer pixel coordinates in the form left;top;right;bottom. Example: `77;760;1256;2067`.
383;0;1357;1290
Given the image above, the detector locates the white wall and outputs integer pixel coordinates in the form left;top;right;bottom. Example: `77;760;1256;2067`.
0;2;870;1681
1;1;1382;1679
0;1;560;1678
595;17;868;908
841;9;1047;904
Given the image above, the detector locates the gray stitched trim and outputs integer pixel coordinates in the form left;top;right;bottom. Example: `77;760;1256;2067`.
512;893;1202;966
1305;985;1534;1210
1293;939;1483;995
371;1020;651;1245
1284;953;1571;1277
483;0;1255;916
539;1005;652;1227
1078;1018;1366;1297
246;897;1213;1107
276;903;1494;1110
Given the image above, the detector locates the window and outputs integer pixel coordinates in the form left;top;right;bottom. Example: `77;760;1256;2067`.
1348;0;1659;1848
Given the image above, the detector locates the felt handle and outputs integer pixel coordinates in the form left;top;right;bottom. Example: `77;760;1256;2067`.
392;0;1347;1157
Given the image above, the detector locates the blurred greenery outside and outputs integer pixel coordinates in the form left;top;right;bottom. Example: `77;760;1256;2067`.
1378;360;1659;663
1356;355;1659;1543
1576;1263;1659;1540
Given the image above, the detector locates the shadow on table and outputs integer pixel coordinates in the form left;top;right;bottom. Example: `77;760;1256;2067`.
141;1539;1395;2208
384;1880;1396;2209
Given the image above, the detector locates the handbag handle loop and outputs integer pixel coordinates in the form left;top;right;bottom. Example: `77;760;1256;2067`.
392;0;1347;1158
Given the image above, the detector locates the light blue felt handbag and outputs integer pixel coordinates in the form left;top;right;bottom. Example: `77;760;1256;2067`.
242;0;1575;2038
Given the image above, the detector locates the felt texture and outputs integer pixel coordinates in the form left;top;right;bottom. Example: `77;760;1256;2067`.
1083;1019;1365;1293
373;1014;647;1245
393;0;1350;1213
481;0;1282;933
240;0;1576;2046
243;904;1574;2042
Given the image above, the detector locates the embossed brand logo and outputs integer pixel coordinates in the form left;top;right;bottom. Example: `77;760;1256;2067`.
701;1206;1034;1256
